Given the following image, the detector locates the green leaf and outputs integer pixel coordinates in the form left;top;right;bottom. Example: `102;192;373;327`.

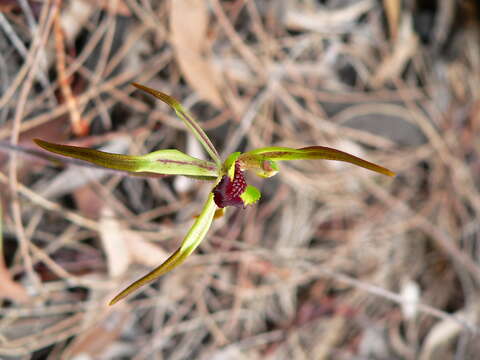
240;185;261;206
132;83;222;167
34;139;219;179
109;193;217;305
239;146;395;177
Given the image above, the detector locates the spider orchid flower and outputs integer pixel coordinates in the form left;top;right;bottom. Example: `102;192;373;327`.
34;83;395;305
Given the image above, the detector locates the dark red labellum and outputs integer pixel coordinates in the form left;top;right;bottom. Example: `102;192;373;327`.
213;162;247;208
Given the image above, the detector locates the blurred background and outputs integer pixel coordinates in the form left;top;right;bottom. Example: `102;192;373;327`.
1;0;480;359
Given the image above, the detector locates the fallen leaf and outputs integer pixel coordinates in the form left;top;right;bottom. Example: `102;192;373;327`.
73;185;105;219
64;309;130;359
99;208;131;278
170;0;224;107
125;231;168;268
383;0;401;40
285;0;375;32
419;308;477;360
0;248;29;303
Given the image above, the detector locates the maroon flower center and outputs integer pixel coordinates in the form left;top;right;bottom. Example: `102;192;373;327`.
213;162;247;208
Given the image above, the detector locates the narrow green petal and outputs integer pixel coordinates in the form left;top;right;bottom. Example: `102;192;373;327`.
34;139;219;178
109;193;217;305
132;83;221;166
240;146;395;177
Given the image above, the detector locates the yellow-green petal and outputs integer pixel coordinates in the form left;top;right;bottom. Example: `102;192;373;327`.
239;146;395;177
109;193;217;305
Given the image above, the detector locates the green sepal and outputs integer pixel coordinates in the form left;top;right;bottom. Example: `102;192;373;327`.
109;192;217;305
239;146;395;177
34;139;219;179
240;185;261;206
132;83;222;167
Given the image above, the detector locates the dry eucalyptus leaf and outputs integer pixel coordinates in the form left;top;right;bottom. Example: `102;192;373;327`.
99;208;131;278
170;0;224;107
383;0;401;40
0;258;29;304
65;310;130;359
419;308;476;360
285;0;375;32
125;231;168;268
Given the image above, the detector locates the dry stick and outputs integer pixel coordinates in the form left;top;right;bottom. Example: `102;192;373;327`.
18;0;37;29
145;310;248;358
0;172;99;232
314;267;477;333
27;242;104;290
225;209;260;334
53;6;84;135
184;245;478;333
0;14;51;92
1;168;183;243
395;78;480;214
125;0;164;29
194;281;229;346
0;50;173;140
0;53;10;125
89;0;118;129
251;253;478;333
210;0;264;75
29;243;75;281
8;0;59;296
19;0;56;107
103;22;149;76
0;313;85;357
392;80;480;278
0;10;51;111
0;299;102;317
5;15;110;124
245;0;277;51
63;16;110;78
361;176;480;306
275;83;396;149
91;0;118;81
221;87;271;156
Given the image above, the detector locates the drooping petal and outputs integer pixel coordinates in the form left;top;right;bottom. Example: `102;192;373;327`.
109;193;217;305
239;146;395;177
34;139;219;179
132;83;222;167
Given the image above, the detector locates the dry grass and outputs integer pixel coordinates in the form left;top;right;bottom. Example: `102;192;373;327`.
1;0;480;359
